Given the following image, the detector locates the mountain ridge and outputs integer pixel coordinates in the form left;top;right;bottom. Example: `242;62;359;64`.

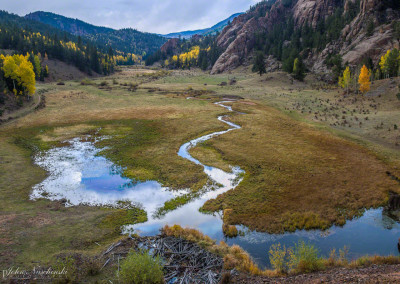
162;13;243;39
25;11;167;55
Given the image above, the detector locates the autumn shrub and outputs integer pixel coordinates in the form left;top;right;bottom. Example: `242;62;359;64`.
269;241;326;274
324;247;349;268
224;245;261;275
269;243;288;273
119;250;164;284
288;241;324;273
80;79;94;85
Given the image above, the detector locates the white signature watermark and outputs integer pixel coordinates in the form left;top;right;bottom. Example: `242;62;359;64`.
2;266;68;280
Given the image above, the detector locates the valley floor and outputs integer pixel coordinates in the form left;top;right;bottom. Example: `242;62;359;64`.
1;66;400;282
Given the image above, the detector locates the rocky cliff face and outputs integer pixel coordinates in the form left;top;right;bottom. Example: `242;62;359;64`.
211;0;400;77
293;0;339;28
160;38;180;54
211;0;290;74
339;0;399;67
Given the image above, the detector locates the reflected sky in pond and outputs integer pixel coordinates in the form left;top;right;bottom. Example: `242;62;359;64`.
31;138;181;212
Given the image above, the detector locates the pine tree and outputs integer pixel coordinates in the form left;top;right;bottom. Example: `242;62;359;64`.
252;51;266;76
358;65;371;94
366;19;374;37
201;56;208;71
385;49;399;77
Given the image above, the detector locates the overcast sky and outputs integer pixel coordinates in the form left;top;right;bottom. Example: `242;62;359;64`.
0;0;261;34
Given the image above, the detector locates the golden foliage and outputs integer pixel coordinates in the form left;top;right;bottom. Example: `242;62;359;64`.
169;46;200;68
1;53;36;95
358;65;371;94
379;50;390;74
338;66;351;92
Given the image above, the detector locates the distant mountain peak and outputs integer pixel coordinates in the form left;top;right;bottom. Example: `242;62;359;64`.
162;13;243;39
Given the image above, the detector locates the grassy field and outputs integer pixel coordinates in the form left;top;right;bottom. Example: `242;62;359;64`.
1;66;400;280
0;67;232;275
200;102;399;232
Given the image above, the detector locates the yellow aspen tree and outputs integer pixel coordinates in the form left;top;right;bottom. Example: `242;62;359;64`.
1;54;35;96
1;54;19;91
33;55;41;79
379;50;390;78
358;65;371;94
339;67;352;94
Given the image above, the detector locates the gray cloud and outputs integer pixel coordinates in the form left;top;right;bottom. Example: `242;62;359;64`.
0;0;261;34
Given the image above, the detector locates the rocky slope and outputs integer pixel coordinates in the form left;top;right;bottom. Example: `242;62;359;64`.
211;0;400;77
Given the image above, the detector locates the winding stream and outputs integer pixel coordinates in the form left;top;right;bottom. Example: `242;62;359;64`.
31;101;400;268
123;101;244;235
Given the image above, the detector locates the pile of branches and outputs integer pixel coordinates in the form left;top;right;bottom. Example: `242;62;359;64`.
138;236;223;284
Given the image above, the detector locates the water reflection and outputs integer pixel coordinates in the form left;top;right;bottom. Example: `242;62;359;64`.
31;138;181;212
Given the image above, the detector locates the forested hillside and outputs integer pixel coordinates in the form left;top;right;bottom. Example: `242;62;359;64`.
25;11;167;56
210;0;400;81
0;10;115;75
145;35;222;71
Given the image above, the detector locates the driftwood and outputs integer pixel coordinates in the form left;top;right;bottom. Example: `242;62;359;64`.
139;236;223;284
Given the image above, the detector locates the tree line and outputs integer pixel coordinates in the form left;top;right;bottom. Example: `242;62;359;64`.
0;23;116;75
338;48;400;95
145;34;222;70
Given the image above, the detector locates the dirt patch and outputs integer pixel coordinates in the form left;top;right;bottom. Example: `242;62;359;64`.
233;264;400;283
44;59;97;82
27;213;54;228
240;101;257;105
0;214;17;245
